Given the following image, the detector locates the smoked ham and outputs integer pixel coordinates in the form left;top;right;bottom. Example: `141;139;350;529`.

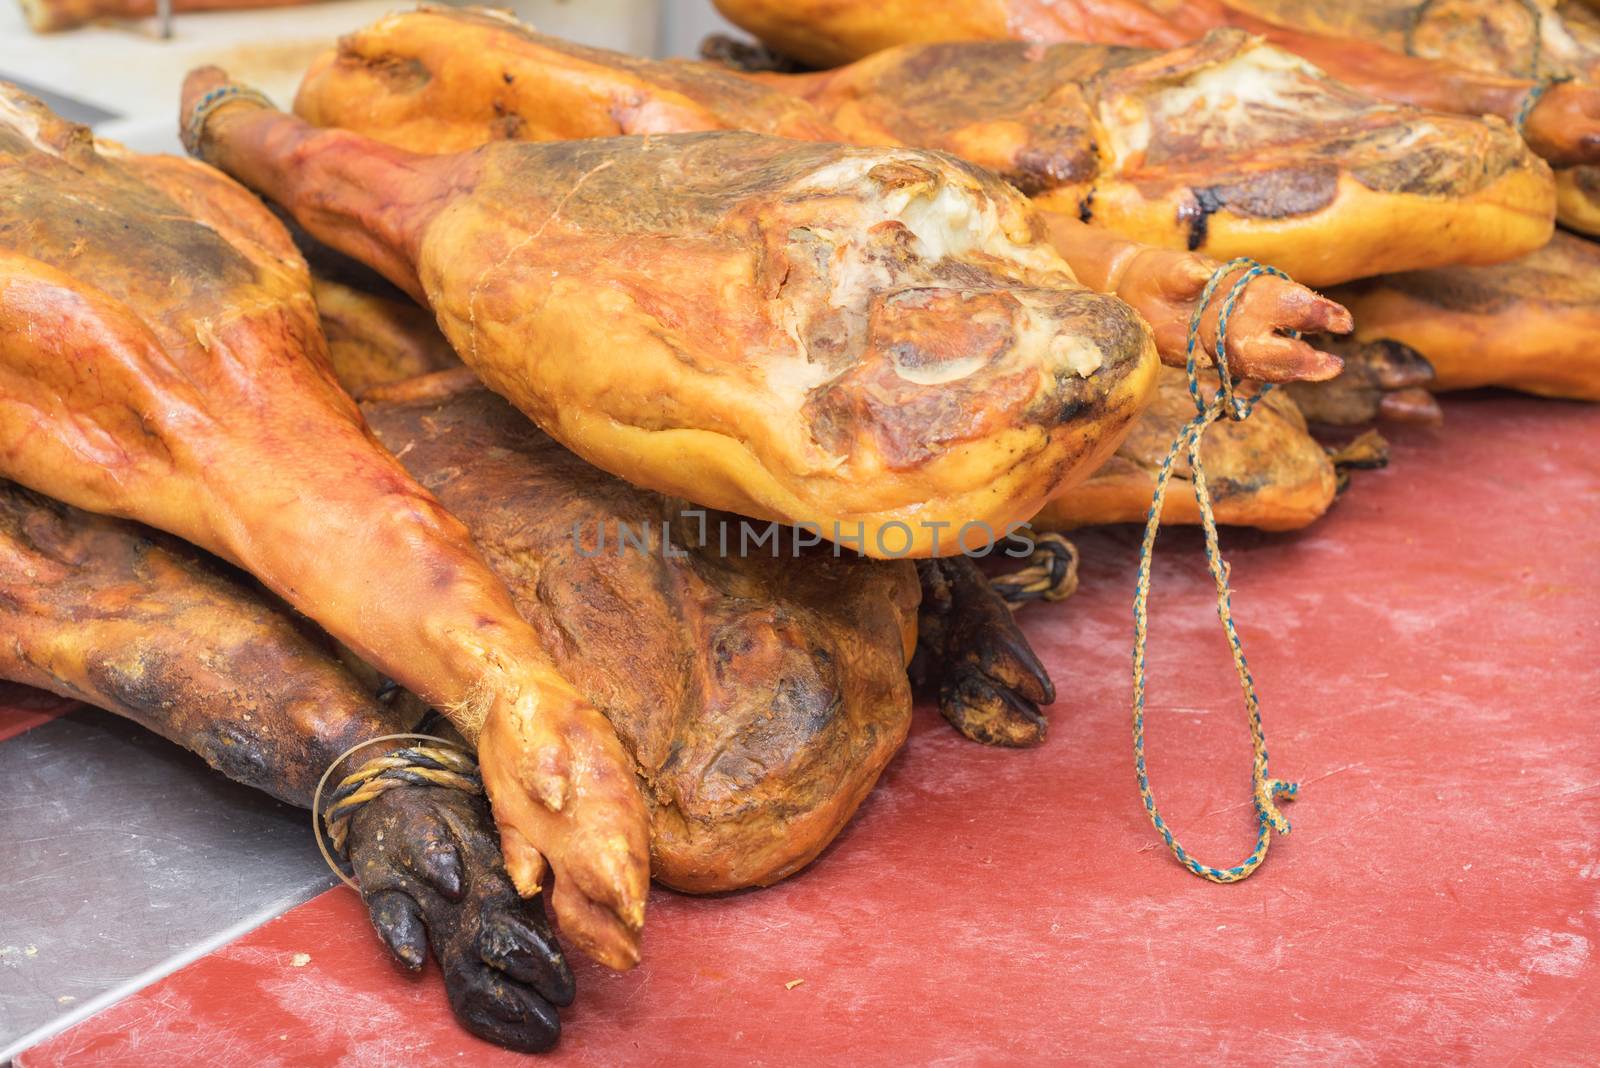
292;8;1350;380
749;30;1554;284
184;65;1159;559
712;0;1600;168
1331;230;1600;399
0;477;575;1052
0;86;650;970
295;10;1550;289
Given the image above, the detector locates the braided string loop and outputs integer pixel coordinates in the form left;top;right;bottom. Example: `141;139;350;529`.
1132;258;1300;883
311;733;483;891
991;532;1080;610
183;84;275;157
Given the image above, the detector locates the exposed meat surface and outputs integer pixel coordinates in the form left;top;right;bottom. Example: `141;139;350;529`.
0;86;649;971
292;8;1347;384
1332;230;1600;399
187;64;1158;560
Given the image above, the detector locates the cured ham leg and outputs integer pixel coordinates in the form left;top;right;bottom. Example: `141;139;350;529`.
0;479;575;1053
0;87;648;970
1195;0;1600;237
359;372;923;890
0;277;1053;1046
292;8;1347;380
711;0;1600;167
746;30;1554;284
184;67;1159;558
1330;231;1600;400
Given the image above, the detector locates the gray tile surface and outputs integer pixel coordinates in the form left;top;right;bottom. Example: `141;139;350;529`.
0;708;334;1061
0;74;118;127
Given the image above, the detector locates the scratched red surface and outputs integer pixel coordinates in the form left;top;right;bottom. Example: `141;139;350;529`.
13;392;1600;1065
0;685;71;744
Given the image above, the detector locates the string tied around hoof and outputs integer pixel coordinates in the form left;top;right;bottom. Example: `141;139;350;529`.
1132;257;1302;884
311;733;483;892
992;532;1080;610
1514;75;1572;139
183;83;275;157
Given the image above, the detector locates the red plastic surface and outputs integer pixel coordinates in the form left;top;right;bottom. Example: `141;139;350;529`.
15;392;1600;1064
0;686;72;744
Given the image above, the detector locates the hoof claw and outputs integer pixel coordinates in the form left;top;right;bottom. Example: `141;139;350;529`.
347;782;574;1052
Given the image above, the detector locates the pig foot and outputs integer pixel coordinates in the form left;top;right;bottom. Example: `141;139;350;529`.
346;782;575;1053
1285;337;1443;427
913;556;1056;747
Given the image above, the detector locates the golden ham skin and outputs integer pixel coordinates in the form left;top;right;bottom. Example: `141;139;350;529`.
1205;0;1600;237
0;86;649;972
756;30;1555;286
186;68;1159;560
712;0;1600;168
1331;230;1600;400
293;8;1349;383
1031;365;1337;530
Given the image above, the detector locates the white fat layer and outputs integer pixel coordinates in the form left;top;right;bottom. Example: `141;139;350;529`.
0;93;53;153
791;153;1062;278
767;152;1100;401
1050;333;1105;378
893;351;991;386
1098;42;1372;167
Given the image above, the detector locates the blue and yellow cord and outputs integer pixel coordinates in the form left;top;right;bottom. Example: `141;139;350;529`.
1131;258;1301;884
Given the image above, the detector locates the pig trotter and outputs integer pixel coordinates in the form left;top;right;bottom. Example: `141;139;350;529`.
346;783;575;1053
914;557;1056;747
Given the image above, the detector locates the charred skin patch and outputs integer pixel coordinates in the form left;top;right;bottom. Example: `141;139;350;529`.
1183;166;1339;250
0;480;411;808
